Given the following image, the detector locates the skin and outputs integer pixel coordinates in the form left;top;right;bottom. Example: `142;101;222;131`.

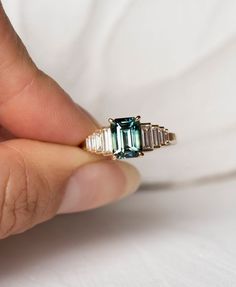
0;2;140;239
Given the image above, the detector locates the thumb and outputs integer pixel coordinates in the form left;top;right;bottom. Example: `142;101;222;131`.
0;140;140;239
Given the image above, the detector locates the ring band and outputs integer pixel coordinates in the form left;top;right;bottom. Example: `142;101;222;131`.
83;116;176;159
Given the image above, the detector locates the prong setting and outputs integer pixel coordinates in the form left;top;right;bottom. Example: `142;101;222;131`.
108;118;115;124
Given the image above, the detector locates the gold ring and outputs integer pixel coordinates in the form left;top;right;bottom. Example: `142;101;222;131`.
83;116;176;159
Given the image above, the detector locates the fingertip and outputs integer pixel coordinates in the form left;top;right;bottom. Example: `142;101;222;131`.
57;160;141;214
114;161;141;197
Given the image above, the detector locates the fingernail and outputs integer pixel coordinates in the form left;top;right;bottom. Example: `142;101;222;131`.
57;160;141;214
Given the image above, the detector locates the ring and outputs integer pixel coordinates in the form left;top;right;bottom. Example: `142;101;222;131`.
83;116;176;159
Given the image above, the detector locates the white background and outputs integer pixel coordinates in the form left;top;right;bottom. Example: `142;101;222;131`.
1;0;236;286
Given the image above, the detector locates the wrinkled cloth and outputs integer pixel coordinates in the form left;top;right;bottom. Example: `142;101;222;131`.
4;0;236;183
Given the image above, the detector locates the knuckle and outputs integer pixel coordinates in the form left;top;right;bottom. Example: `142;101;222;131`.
0;144;46;239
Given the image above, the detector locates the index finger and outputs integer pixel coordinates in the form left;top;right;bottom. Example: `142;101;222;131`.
0;2;98;145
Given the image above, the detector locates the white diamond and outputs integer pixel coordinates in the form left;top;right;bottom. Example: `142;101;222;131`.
102;128;112;154
86;137;91;151
163;129;169;145
88;136;92;151
141;124;153;151
95;132;103;152
159;127;164;145
152;125;160;148
91;134;96;151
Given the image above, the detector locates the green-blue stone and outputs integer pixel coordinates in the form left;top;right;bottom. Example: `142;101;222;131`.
110;117;142;159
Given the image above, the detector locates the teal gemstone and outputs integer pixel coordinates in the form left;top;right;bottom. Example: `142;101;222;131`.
110;117;142;159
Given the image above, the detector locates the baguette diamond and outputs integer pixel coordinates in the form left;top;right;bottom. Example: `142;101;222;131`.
141;123;154;151
152;125;161;148
95;132;103;152
102;128;113;154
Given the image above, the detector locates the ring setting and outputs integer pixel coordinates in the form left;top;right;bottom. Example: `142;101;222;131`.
84;116;176;159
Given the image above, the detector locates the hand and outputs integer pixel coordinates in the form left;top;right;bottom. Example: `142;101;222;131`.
0;3;140;239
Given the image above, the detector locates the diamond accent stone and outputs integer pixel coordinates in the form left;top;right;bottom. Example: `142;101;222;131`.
152;125;161;148
102;128;113;154
91;134;97;151
141;123;154;151
95;132;103;152
158;127;164;145
86;137;91;151
162;129;170;145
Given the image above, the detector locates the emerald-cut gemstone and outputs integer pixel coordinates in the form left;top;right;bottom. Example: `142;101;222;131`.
110;117;142;159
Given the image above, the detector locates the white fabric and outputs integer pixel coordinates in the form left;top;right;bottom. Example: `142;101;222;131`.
1;180;236;287
1;0;236;286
